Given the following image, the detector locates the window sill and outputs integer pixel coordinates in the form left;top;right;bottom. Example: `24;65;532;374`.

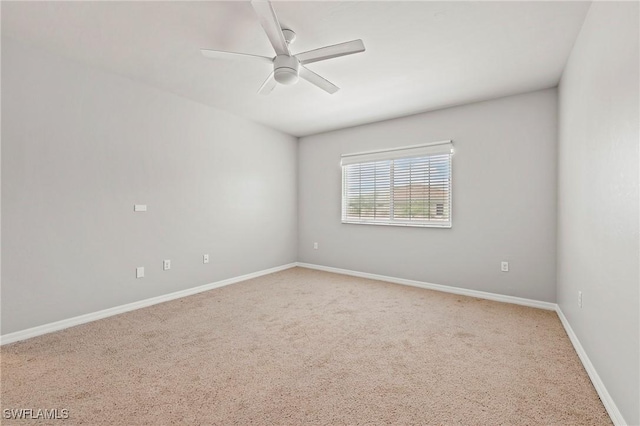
341;220;452;229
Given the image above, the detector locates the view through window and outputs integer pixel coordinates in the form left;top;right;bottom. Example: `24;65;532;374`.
341;142;452;227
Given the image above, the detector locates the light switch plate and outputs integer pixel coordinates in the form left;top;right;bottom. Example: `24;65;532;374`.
136;267;145;278
134;204;147;212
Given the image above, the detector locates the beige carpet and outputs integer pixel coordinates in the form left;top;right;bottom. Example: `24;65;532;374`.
1;267;610;425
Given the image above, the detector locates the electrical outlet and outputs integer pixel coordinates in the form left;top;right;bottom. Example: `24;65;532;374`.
313;242;319;250
501;261;509;272
163;260;171;271
578;291;583;308
136;267;145;278
203;254;210;264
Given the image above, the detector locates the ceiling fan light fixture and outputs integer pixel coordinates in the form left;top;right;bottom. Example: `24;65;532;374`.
273;55;300;85
274;68;299;85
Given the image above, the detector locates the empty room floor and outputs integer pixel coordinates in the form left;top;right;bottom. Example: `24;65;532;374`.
1;268;610;425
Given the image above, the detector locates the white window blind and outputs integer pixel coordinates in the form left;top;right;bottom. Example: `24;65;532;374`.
341;141;453;228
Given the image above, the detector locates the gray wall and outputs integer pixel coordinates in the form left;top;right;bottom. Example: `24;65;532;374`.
557;2;639;424
298;89;558;302
1;37;298;335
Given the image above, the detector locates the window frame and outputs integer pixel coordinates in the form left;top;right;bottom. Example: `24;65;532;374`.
341;141;453;229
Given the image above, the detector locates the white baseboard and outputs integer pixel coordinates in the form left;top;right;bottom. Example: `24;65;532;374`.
0;262;297;346
555;307;627;426
296;262;557;311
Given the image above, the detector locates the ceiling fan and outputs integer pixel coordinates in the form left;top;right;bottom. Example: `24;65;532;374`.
201;0;365;95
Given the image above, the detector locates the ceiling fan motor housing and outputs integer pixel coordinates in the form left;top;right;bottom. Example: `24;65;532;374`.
274;55;300;85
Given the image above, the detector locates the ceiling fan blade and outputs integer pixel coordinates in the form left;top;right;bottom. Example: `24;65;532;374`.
296;39;365;65
201;49;273;64
299;66;339;94
258;72;277;95
250;1;290;56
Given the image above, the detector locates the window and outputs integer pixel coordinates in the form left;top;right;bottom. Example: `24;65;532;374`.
341;141;453;228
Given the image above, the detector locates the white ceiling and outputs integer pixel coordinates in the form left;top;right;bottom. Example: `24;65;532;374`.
2;1;590;137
